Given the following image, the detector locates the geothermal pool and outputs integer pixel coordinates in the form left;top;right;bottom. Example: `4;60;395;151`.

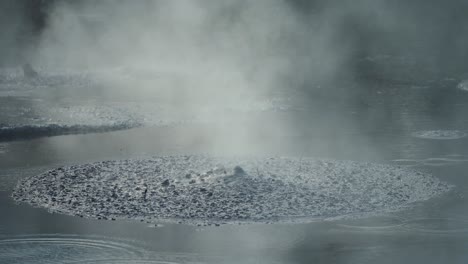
2;62;468;263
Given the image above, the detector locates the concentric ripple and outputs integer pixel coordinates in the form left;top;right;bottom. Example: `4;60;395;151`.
0;234;144;264
411;130;467;140
12;156;451;225
68;253;223;264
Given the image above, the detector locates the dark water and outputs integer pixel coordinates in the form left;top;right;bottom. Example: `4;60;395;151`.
2;75;468;263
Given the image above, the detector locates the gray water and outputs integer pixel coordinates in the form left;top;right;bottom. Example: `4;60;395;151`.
1;74;468;263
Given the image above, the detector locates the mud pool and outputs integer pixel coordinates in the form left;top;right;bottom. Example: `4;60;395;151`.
13;156;450;225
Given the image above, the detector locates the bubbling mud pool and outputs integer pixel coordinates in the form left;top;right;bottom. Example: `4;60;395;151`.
12;156;451;226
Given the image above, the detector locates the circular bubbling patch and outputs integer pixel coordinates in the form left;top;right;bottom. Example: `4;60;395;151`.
12;156;451;225
411;130;467;140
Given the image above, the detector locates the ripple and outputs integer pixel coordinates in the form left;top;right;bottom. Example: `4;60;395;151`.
0;234;144;263
13;156;452;225
411;130;467;140
422;158;462;167
402;218;468;233
67;251;227;264
391;159;421;167
336;215;404;230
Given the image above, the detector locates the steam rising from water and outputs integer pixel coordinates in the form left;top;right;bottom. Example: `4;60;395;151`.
23;1;311;153
2;0;467;155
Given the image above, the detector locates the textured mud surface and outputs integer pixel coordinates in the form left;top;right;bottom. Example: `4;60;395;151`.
12;156;451;225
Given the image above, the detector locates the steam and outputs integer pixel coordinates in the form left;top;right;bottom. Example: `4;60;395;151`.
33;0;360;90
9;0;468;157
29;0;349;155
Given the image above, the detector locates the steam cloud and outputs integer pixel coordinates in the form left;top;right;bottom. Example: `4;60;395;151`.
3;0;468;156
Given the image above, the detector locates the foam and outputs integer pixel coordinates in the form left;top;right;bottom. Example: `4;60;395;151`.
411;130;467;140
12;156;451;225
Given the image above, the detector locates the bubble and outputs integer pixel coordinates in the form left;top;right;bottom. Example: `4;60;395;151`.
13;156;452;226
